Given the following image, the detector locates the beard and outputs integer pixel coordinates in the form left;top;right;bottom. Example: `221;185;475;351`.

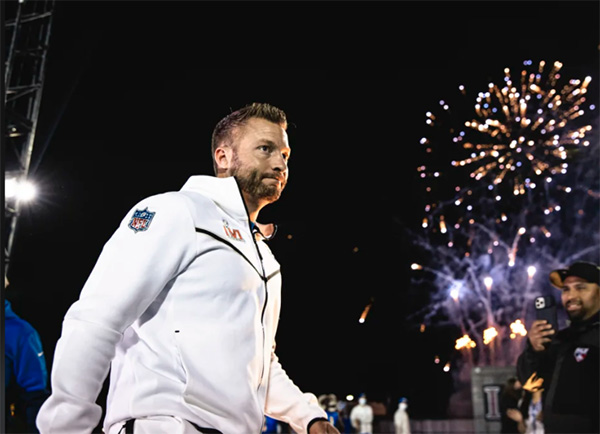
566;306;586;323
228;154;286;203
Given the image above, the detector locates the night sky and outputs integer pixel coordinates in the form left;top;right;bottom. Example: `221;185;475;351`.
4;0;599;422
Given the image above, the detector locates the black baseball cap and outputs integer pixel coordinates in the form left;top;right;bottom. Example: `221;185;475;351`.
549;261;600;288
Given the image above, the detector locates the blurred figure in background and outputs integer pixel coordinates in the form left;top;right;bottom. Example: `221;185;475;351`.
519;372;545;434
263;415;282;434
500;376;526;434
393;397;411;434
350;393;373;434
525;389;544;434
338;398;353;434
4;276;50;433
323;394;344;433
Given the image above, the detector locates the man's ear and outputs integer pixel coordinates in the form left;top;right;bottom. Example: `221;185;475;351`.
214;146;233;174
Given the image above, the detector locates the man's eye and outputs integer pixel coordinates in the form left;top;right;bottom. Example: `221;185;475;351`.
259;145;270;152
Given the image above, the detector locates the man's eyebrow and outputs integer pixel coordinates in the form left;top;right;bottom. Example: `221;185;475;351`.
258;139;276;145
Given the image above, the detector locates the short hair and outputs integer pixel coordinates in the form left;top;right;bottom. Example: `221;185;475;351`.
502;376;521;399
211;102;288;175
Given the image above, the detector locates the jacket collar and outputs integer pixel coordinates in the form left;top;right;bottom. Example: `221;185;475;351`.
181;176;247;221
180;175;277;240
585;310;600;326
576;310;600;327
564;310;600;335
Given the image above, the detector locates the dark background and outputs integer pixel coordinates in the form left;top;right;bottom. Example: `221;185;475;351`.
4;0;599;421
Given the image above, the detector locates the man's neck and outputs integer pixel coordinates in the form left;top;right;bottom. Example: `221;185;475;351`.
240;190;265;223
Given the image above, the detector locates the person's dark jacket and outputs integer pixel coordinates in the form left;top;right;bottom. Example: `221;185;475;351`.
5;300;50;433
517;311;599;433
499;388;523;434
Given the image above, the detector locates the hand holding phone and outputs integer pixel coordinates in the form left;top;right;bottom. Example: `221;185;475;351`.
531;296;558;350
535;296;559;330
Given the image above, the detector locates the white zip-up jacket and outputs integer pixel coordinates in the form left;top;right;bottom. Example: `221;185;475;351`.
37;175;327;434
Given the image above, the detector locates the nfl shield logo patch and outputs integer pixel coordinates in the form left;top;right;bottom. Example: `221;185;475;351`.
128;207;156;233
574;347;589;363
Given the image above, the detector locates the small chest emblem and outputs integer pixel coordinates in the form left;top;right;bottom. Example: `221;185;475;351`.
128;207;155;233
223;219;244;242
574;347;589;363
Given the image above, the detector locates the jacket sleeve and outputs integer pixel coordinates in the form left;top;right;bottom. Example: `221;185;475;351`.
36;194;197;434
15;325;50;433
15;325;49;392
263;352;327;434
516;340;544;384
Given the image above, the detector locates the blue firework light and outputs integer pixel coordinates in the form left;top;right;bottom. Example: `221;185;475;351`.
408;60;598;369
418;60;596;236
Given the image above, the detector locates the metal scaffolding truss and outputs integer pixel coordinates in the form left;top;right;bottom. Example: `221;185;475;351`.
4;0;55;275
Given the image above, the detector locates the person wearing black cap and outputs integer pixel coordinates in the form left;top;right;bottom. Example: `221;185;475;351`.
516;261;600;434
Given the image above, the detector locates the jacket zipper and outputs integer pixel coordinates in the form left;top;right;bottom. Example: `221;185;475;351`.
233;179;270;392
250;226;268;391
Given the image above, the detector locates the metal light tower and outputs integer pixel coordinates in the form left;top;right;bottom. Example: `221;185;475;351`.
4;0;55;276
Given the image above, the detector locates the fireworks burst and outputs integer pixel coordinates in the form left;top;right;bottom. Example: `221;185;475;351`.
418;60;596;233
406;60;599;371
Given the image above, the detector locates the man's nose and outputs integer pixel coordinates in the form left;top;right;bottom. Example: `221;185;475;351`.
272;153;288;172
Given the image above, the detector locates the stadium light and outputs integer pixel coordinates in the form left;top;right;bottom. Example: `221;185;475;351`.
5;174;37;202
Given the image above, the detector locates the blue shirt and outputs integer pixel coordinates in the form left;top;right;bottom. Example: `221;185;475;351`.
326;410;340;427
5;299;48;392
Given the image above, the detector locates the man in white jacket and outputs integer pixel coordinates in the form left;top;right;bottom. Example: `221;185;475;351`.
350;394;373;434
393;397;410;434
36;103;338;434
